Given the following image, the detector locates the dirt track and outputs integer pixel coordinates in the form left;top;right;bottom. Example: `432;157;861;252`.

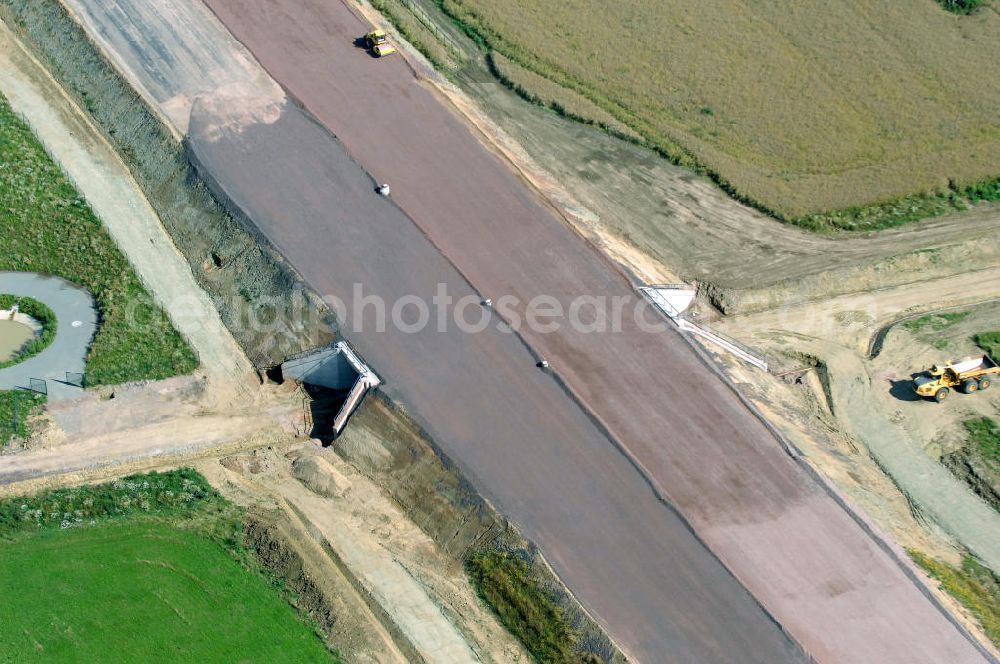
197;0;992;661
0;376;284;485
719;276;1000;576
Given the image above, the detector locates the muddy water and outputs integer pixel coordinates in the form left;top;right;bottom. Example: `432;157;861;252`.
0;319;32;362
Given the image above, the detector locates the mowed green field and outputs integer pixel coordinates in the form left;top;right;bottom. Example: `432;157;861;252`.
442;0;1000;221
0;520;332;662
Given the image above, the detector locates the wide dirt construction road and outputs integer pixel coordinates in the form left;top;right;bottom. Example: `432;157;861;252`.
200;1;991;661
186;100;804;662
31;1;809;658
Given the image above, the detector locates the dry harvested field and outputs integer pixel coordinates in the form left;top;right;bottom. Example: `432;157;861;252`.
442;0;1000;221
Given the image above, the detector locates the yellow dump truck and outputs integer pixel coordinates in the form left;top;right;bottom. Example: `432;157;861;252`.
364;29;396;57
913;354;998;402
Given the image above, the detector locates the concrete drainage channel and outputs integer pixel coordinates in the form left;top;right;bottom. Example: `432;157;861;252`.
640;284;770;371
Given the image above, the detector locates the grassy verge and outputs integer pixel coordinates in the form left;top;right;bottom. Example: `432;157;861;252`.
795;178;1000;233
0;468;221;534
0;389;45;446
0;469;338;662
0;294;55;369
965;417;1000;471
909;550;1000;648
0;93;197;385
903;311;972;333
942;417;1000;512
370;0;464;71
466;551;578;662
976;331;1000;359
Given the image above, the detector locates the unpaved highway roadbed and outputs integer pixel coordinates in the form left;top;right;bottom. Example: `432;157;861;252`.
185;92;802;662
38;0;994;661
201;0;992;660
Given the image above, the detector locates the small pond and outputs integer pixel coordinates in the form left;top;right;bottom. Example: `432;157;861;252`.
0;319;34;362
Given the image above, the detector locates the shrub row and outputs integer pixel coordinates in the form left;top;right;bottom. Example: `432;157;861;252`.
940;0;983;15
0;468;221;537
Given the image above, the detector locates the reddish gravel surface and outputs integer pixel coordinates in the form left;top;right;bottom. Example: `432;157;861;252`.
193;0;992;662
186;103;804;663
198;1;993;661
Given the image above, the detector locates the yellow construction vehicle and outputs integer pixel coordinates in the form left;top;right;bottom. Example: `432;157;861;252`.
364;29;396;57
913;354;998;402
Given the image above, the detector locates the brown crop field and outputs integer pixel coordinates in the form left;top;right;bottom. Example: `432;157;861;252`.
440;0;1000;224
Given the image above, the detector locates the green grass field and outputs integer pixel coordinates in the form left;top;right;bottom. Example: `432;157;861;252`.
0;522;332;662
0;469;336;662
439;0;1000;227
0;93;196;385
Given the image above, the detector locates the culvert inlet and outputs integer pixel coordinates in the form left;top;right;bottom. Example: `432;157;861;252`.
276;341;380;442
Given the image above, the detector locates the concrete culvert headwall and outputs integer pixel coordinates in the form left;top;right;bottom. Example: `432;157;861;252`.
279;342;381;442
